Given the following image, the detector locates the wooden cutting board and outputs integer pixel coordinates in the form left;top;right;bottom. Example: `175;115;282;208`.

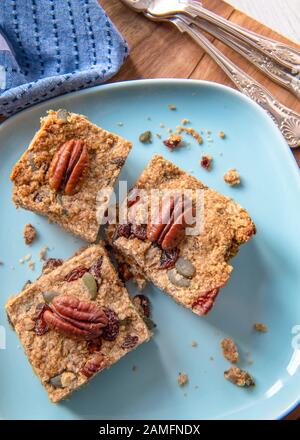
99;0;300;420
99;0;300;168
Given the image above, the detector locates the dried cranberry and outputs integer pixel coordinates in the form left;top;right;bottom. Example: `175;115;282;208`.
87;337;102;354
131;224;147;240
133;294;151;318
102;308;120;341
192;288;220;315
33;303;50;336
43;258;64;273
113;223;132;241
160;248;179;269
89;256;103;280
200;155;212;170
64;266;89;282
118;263;133;282
121;335;139;350
163;134;182;150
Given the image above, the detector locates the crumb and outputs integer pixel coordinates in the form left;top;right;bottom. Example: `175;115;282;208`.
160;123;165;128
163;134;182;150
39;246;49;261
224;168;240;186
146;117;151;121
191;340;198;348
178;372;188;387
209;356;214;361
219;131;225;139
117;122;124;126
23;224;37;245
132;365;138;372
156;133;162;139
168;104;177;111
139;130;152;144
181;118;190;125
0;261;4;265
200;154;212;170
28;261;35;270
224;366;255;387
168;128;173;134
20;253;32;265
177;126;203;144
220;338;239;363
207;137;213;143
194;385;199;389
206;129;212;135
254;322;268;333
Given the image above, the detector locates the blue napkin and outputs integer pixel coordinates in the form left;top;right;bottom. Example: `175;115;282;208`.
0;0;128;117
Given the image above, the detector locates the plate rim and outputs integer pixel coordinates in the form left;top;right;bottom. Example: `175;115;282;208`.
1;78;299;420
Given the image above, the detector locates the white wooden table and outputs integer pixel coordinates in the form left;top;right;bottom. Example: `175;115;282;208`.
228;0;300;43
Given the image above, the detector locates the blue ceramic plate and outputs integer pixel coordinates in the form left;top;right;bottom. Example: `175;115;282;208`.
0;79;300;420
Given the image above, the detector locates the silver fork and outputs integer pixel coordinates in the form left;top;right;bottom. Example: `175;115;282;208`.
121;0;300;74
187;17;300;100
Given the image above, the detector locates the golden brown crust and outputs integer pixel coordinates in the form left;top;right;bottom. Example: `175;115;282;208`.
11;110;132;242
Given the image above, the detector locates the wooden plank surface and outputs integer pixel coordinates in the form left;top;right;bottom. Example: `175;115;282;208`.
98;0;300;420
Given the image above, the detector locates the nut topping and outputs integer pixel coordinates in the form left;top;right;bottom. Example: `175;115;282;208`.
48;139;89;195
147;194;195;251
43;295;108;340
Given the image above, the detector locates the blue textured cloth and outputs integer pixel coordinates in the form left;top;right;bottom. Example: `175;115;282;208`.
0;0;128;117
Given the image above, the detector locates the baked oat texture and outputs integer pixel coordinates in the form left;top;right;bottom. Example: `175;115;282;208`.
6;244;151;403
11;110;132;242
110;155;256;316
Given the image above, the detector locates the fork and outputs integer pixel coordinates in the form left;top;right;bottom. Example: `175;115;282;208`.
121;0;300;74
186;17;300;100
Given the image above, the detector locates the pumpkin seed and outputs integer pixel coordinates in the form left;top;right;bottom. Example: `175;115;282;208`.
82;272;98;299
167;268;191;288
49;374;63;388
57;109;69;122
42;291;60;304
139;130;152;143
175;257;195;278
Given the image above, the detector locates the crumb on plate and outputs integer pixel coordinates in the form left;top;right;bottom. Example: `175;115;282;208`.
176;126;203;144
254;322;268;333
191;340;198;348
163;134;182;150
224;366;255;387
220;338;239;363
168;104;177;111
219;131;225;139
178;372;188;387
224;168;240;186
23;224;37;245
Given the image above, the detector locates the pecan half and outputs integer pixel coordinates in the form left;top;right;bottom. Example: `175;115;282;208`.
48;139;89;195
147;194;194;251
43;295;108;340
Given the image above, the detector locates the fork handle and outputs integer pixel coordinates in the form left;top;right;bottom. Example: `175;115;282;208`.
173;16;300;148
187;17;300;100
186;1;300;74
